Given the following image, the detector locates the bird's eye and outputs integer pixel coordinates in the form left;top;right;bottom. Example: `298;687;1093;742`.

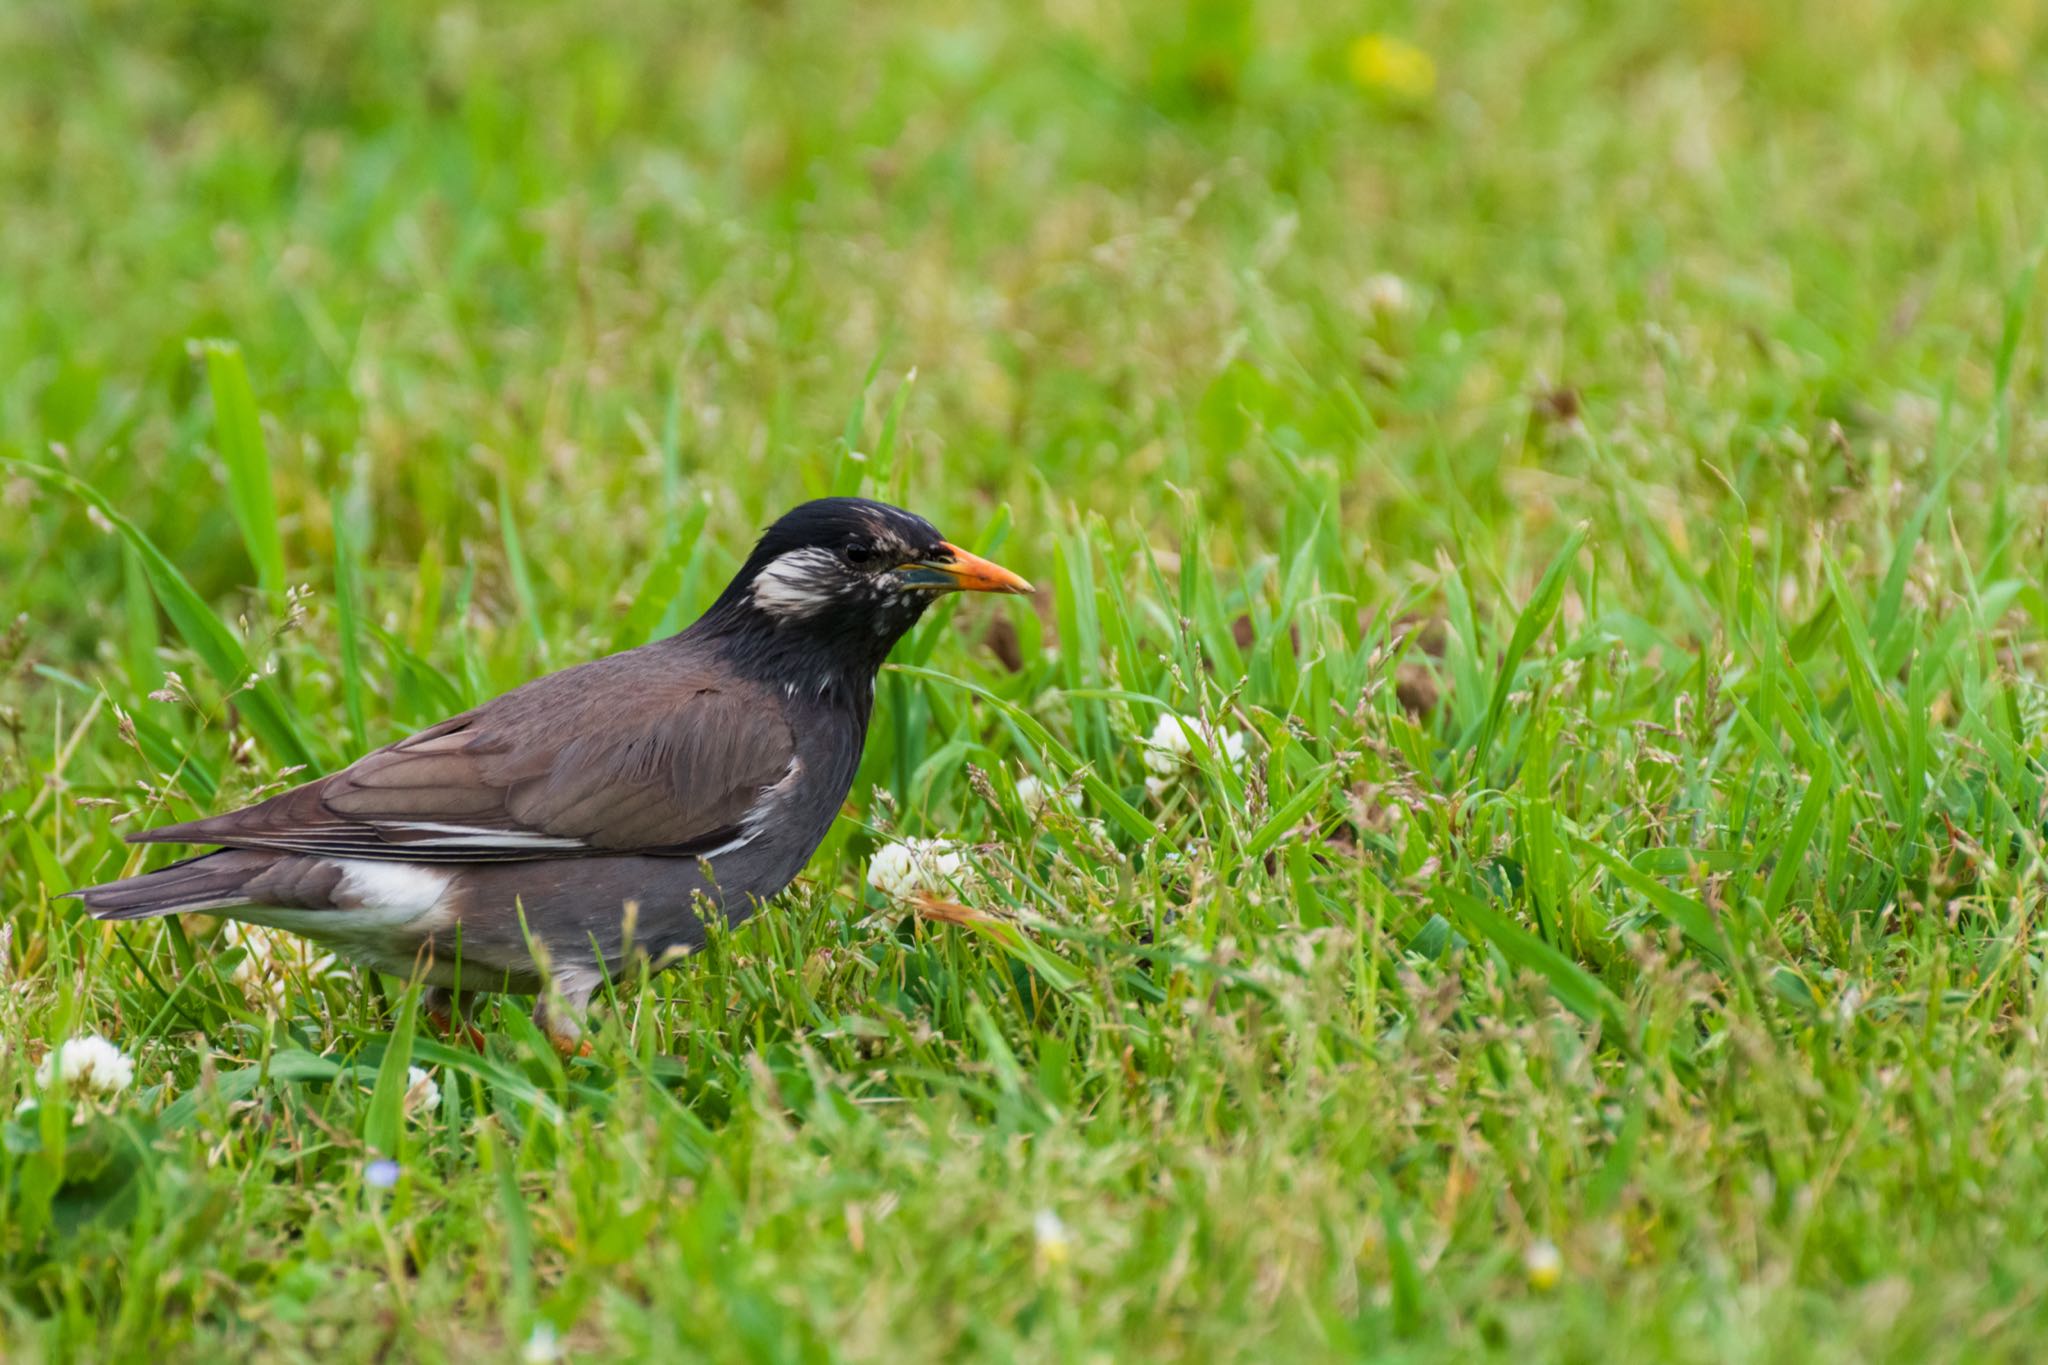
844;541;878;568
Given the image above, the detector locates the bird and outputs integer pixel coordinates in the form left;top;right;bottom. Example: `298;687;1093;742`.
67;497;1032;1054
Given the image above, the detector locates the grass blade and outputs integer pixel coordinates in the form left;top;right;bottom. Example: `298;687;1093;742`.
1445;888;1632;1041
1473;524;1588;772
11;459;315;770
497;480;550;665
362;982;421;1157
199;340;287;601
1577;839;1731;963
611;494;713;651
331;496;370;753
890;663;1162;844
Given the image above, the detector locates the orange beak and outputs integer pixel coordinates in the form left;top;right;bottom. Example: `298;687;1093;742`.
900;542;1034;595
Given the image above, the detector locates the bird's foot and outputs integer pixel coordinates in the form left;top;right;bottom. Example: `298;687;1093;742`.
423;987;486;1050
534;993;594;1059
449;1020;489;1050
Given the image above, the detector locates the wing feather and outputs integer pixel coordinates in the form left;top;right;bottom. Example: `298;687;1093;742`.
130;649;795;862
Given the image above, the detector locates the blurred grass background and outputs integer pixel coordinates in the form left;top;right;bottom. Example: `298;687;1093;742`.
3;0;2048;1359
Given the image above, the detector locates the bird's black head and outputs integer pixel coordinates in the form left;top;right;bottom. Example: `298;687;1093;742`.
696;497;1031;693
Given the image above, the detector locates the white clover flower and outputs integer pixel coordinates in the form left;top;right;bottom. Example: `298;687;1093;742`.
36;1035;135;1097
1140;712;1195;775
403;1066;440;1120
1363;271;1417;318
1523;1238;1563;1291
1139;713;1249;796
522;1323;562;1364
867;838;965;900
1033;1208;1072;1268
1015;773;1082;818
1216;729;1247;767
1015;774;1052;814
223;919;342;1009
1834;985;1864;1027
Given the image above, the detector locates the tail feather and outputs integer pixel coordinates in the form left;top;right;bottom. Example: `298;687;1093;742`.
67;851;260;921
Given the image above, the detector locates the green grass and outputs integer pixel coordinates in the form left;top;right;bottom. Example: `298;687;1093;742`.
4;0;2048;1357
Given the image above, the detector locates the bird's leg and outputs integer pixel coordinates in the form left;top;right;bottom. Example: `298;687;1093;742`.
535;974;596;1058
422;985;455;1032
423;986;486;1050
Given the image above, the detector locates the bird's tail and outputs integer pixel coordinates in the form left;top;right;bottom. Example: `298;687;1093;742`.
66;850;262;921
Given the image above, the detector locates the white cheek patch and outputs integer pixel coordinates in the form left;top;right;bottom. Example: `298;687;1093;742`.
751;547;846;619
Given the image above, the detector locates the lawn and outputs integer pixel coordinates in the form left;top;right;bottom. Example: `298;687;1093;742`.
4;0;2048;1358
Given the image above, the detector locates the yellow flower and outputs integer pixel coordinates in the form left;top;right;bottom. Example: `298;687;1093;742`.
1523;1238;1563;1291
1034;1209;1072;1269
1347;34;1437;102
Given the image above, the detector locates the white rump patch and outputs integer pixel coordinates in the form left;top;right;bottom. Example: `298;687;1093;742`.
332;859;454;921
750;548;845;619
231;860;458;983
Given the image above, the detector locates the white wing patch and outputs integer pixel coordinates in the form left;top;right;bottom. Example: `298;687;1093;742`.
387;821;586;852
698;755;804;864
750;547;845;619
696;831;759;860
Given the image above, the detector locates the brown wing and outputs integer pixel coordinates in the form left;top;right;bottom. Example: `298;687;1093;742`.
131;649;796;862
